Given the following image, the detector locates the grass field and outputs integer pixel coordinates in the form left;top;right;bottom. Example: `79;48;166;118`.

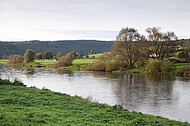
35;60;57;67
72;59;94;65
0;79;189;126
83;53;103;59
35;60;57;65
175;63;190;68
0;59;7;64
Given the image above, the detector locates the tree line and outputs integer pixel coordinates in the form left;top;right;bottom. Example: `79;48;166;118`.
87;27;190;73
0;40;114;58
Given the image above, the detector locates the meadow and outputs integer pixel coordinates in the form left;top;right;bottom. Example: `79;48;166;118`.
0;79;189;125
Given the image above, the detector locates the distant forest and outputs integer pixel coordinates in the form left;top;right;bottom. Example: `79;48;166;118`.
0;40;115;58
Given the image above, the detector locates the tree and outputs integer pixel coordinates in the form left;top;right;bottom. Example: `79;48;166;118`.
89;50;96;54
43;50;53;59
146;27;177;60
35;53;43;60
24;49;35;63
178;39;190;60
112;27;147;68
2;55;8;60
8;55;24;64
56;52;62;60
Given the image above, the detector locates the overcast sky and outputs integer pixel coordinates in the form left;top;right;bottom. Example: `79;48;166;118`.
0;0;190;41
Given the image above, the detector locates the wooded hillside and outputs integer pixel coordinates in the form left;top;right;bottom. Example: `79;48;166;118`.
0;40;114;58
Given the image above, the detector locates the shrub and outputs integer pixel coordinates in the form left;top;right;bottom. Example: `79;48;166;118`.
24;49;35;63
8;55;24;64
54;55;73;68
160;60;174;72
88;52;120;72
43;50;53;59
146;60;162;73
56;52;62;60
35;53;43;60
176;66;190;77
54;51;82;68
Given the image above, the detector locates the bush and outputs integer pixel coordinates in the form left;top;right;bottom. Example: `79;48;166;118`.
35;53;43;60
176;66;190;77
24;49;35;63
43;50;53;60
161;60;174;72
146;60;162;73
54;51;82;68
54;55;73;68
88;52;121;72
8;55;24;64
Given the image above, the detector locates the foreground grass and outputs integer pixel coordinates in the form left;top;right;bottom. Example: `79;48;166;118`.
0;79;189;126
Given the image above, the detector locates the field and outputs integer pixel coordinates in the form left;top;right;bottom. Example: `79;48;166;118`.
35;60;57;66
0;79;189;126
72;59;94;65
0;59;7;64
175;63;190;69
85;53;103;59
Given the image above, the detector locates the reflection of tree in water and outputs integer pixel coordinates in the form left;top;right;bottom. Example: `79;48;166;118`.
57;69;74;76
111;74;177;111
24;67;36;75
177;77;190;82
90;71;120;79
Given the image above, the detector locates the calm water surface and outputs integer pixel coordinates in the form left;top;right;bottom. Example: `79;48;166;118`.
0;64;190;123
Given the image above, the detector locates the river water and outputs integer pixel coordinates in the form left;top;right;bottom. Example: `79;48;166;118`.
0;64;190;123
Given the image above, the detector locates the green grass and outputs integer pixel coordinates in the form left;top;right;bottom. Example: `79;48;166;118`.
72;59;94;65
175;63;190;69
83;53;103;59
35;60;57;67
35;60;57;65
0;79;189;126
0;59;7;64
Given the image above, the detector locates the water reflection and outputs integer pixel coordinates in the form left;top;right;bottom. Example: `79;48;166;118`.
0;64;189;123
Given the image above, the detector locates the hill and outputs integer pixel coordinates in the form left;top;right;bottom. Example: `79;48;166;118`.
0;40;114;58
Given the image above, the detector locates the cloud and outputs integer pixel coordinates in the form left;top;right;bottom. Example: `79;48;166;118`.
0;0;189;40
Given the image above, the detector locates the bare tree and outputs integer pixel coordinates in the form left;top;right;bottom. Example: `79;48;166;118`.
146;27;177;60
112;27;147;68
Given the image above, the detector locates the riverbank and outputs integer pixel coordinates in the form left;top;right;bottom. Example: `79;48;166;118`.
1;58;190;76
0;79;189;125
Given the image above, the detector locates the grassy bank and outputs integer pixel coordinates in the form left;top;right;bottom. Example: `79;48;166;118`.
0;59;7;64
35;60;57;67
0;79;189;125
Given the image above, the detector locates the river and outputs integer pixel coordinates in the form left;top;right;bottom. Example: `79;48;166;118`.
0;64;190;123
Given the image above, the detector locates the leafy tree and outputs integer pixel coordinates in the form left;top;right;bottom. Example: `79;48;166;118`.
43;50;53;59
8;55;24;64
56;52;62;60
24;49;35;63
35;53;43;60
